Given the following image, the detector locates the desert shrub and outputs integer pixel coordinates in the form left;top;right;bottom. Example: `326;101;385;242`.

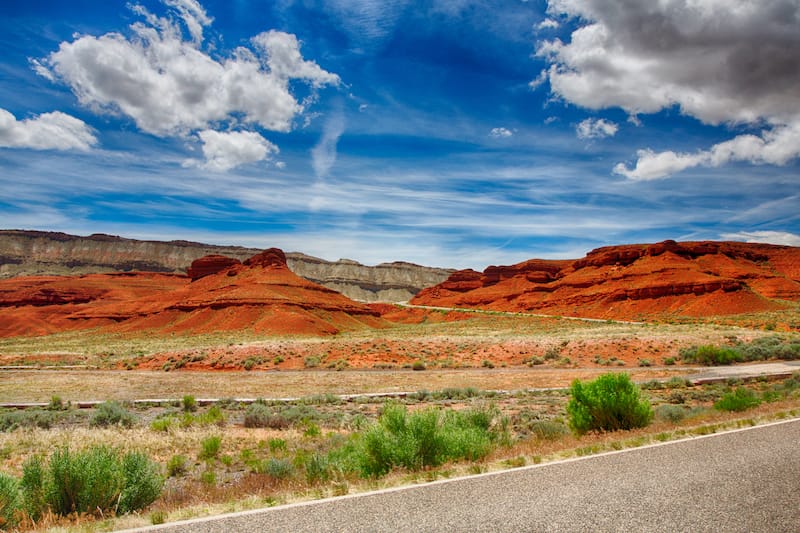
638;358;652;367
182;395;197;412
0;409;57;432
196;405;225;426
118;452;163;514
356;403;501;477
529;420;569;440
663;357;677;366
0;471;21;529
264;458;294;479
91;401;136;428
302;453;330;484
20;456;46;520
680;345;742;366
47;446;122;515
38;446;162;517
411;361;426;371
714;387;762;412
199;436;222;460
655;404;687;423
567;373;653;435
243;403;288;429
431;387;480;400
304;356;321;368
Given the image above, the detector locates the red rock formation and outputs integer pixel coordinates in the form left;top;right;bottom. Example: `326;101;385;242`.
242;248;287;268
413;241;800;320
0;249;383;338
187;255;242;280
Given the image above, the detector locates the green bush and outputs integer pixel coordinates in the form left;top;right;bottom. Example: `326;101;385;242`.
0;409;57;432
264;458;294;479
566;373;653;435
91;401;136;428
714;387;762;412
356;403;501;477
20;456;46;520
0;471;21;529
118;452;163;514
33;446;162;517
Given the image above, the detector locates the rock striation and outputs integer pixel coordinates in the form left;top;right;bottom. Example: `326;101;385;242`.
413;240;800;320
0;230;453;302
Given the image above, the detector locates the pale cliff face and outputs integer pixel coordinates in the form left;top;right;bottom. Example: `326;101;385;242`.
0;230;453;302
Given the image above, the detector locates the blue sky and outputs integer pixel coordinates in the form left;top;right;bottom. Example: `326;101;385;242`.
1;0;798;269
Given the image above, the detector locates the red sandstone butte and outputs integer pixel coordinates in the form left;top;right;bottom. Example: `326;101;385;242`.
412;240;800;320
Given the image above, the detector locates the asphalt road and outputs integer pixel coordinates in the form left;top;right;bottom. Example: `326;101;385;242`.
136;418;800;533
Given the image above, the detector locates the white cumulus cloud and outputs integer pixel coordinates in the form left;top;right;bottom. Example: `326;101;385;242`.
614;123;800;180
490;127;513;138
0;108;97;151
539;0;800;178
576;118;617;140
185;130;278;172
33;0;339;170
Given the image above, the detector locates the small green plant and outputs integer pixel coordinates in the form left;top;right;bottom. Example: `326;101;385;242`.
411;361;426;371
304;355;321;368
91;401;136;428
264;458;294;479
47;395;66;411
567;373;653;435
714;387;762;412
481;359;495;369
182;395;197;412
637;358;652;367
150;416;174;432
269;438;287;453
199;436;222;460
166;455;188;477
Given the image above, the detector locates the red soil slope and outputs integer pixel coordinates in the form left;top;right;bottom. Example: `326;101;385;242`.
0;248;382;337
412;241;800;320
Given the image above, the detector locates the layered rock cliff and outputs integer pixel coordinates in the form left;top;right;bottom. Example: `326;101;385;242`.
0;248;383;337
413;240;800;320
0;230;453;302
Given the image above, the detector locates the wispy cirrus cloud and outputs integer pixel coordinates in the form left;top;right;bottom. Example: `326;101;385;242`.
311;109;345;179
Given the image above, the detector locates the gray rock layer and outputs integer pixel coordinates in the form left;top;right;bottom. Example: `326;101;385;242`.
0;230;453;303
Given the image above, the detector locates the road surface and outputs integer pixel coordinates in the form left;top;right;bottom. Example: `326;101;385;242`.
134;417;800;532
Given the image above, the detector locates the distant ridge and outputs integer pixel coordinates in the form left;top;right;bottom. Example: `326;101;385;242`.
413;240;800;320
0;230;454;302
